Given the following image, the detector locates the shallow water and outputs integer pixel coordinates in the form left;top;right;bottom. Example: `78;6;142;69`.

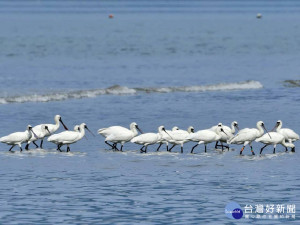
0;0;299;224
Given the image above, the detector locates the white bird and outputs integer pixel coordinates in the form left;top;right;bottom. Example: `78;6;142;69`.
210;121;239;150
0;125;38;152
273;120;299;152
187;126;227;153
48;123;94;152
229;121;271;155
131;126;171;153
256;132;295;154
25;125;51;150
98;122;143;151
168;126;194;153
156;126;178;152
27;115;69;149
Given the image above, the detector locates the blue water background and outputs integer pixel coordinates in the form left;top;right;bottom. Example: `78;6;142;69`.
0;1;299;224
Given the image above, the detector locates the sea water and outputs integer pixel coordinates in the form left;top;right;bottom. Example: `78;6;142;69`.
0;0;299;224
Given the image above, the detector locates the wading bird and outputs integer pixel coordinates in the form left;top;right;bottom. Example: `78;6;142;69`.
256;132;295;154
0;125;38;152
229;121;271;155
131;126;172;153
48;123;94;152
26;115;68;149
273;120;299;152
188;126;227;153
210;121;239;150
98;122;143;151
168;126;194;153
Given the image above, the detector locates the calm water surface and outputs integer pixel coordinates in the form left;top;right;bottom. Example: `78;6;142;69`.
0;0;299;224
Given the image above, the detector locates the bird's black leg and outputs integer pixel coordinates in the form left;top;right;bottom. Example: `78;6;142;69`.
156;143;162;151
259;144;268;154
221;143;224;151
250;145;255;155
9;145;14;151
215;141;218;149
33;141;38;148
20;147;23;152
40;139;44;148
120;145;123;152
166;144;169;152
25;143;30;150
67;146;70;152
181;146;183;154
291;147;295;152
191;144;198;153
57;144;62;152
273;147;276;154
285;147;288;152
145;146;148;153
240;146;245;155
168;144;176;152
205;144;207;153
140;146;145;153
105;141;114;149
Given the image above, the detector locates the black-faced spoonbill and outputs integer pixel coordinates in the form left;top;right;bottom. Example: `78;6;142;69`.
168;126;194;153
98;122;143;151
188;126;228;153
156;126;178;152
27;115;69;149
25;125;50;150
256;132;295;154
210;121;239;150
229;121;271;155
0;125;38;152
47;123;94;152
273;120;299;152
131;126;172;153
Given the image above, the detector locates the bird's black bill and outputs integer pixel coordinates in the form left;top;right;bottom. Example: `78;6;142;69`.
235;124;239;131
46;127;51;134
136;125;143;134
30;128;39;139
263;125;272;139
221;129;229;137
85;126;95;137
271;122;280;132
59;118;68;130
162;128;173;139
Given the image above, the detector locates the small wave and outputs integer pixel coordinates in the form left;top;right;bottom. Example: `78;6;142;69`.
283;80;300;87
0;80;262;104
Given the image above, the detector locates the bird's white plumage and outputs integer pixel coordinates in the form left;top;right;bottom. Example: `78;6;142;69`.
275;120;299;143
256;132;294;147
33;115;67;137
27;125;50;143
0;125;35;151
229;121;266;145
98;122;141;145
169;126;194;144
131;126;168;152
47;123;88;151
188;127;223;144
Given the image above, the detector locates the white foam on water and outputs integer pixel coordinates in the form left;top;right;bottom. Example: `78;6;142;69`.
0;80;263;104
